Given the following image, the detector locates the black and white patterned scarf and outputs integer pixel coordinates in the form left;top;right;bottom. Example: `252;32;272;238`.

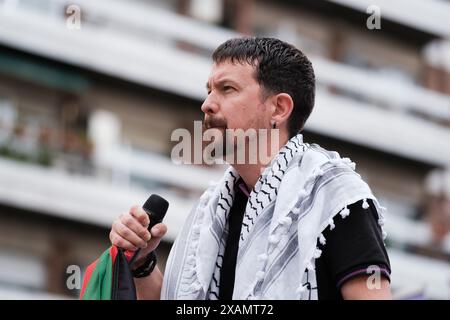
162;134;387;299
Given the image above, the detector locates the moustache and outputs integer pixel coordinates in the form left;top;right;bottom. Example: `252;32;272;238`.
203;117;227;130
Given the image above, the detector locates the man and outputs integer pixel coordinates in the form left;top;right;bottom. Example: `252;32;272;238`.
109;37;392;300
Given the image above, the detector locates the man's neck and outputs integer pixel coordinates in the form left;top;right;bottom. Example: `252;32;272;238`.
232;133;289;190
232;163;264;191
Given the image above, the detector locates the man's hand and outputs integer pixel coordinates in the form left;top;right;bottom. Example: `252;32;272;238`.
109;205;168;265
109;205;168;300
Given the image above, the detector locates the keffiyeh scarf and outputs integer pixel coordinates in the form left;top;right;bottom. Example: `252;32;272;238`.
162;134;387;300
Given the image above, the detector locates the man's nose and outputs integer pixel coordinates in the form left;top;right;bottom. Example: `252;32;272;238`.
201;94;219;115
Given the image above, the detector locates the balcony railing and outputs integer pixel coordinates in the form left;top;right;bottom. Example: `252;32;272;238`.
1;0;450;166
327;0;450;38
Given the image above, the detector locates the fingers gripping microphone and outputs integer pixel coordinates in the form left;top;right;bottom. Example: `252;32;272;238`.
129;194;169;266
113;194;169;300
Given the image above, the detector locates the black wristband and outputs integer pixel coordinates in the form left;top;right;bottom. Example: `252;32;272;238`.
132;251;157;278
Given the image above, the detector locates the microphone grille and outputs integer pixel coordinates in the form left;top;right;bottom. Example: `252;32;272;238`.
142;194;169;219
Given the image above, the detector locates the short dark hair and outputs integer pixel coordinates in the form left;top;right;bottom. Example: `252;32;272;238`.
212;37;315;137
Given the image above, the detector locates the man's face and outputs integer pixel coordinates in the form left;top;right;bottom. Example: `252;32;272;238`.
201;60;272;159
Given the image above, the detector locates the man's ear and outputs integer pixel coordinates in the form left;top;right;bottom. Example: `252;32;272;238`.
271;93;294;125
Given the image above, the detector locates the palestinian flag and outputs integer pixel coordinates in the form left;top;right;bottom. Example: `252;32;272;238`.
80;246;137;300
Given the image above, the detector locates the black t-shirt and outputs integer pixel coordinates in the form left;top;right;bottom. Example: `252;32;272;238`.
219;180;391;300
218;181;249;300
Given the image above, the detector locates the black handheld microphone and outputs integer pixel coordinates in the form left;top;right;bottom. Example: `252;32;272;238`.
142;194;169;231
129;194;169;266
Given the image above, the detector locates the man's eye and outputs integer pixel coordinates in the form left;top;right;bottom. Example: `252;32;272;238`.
223;86;234;92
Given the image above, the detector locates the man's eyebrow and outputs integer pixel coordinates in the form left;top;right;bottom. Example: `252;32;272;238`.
206;78;239;90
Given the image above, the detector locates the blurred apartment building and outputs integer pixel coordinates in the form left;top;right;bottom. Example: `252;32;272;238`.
0;0;449;299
